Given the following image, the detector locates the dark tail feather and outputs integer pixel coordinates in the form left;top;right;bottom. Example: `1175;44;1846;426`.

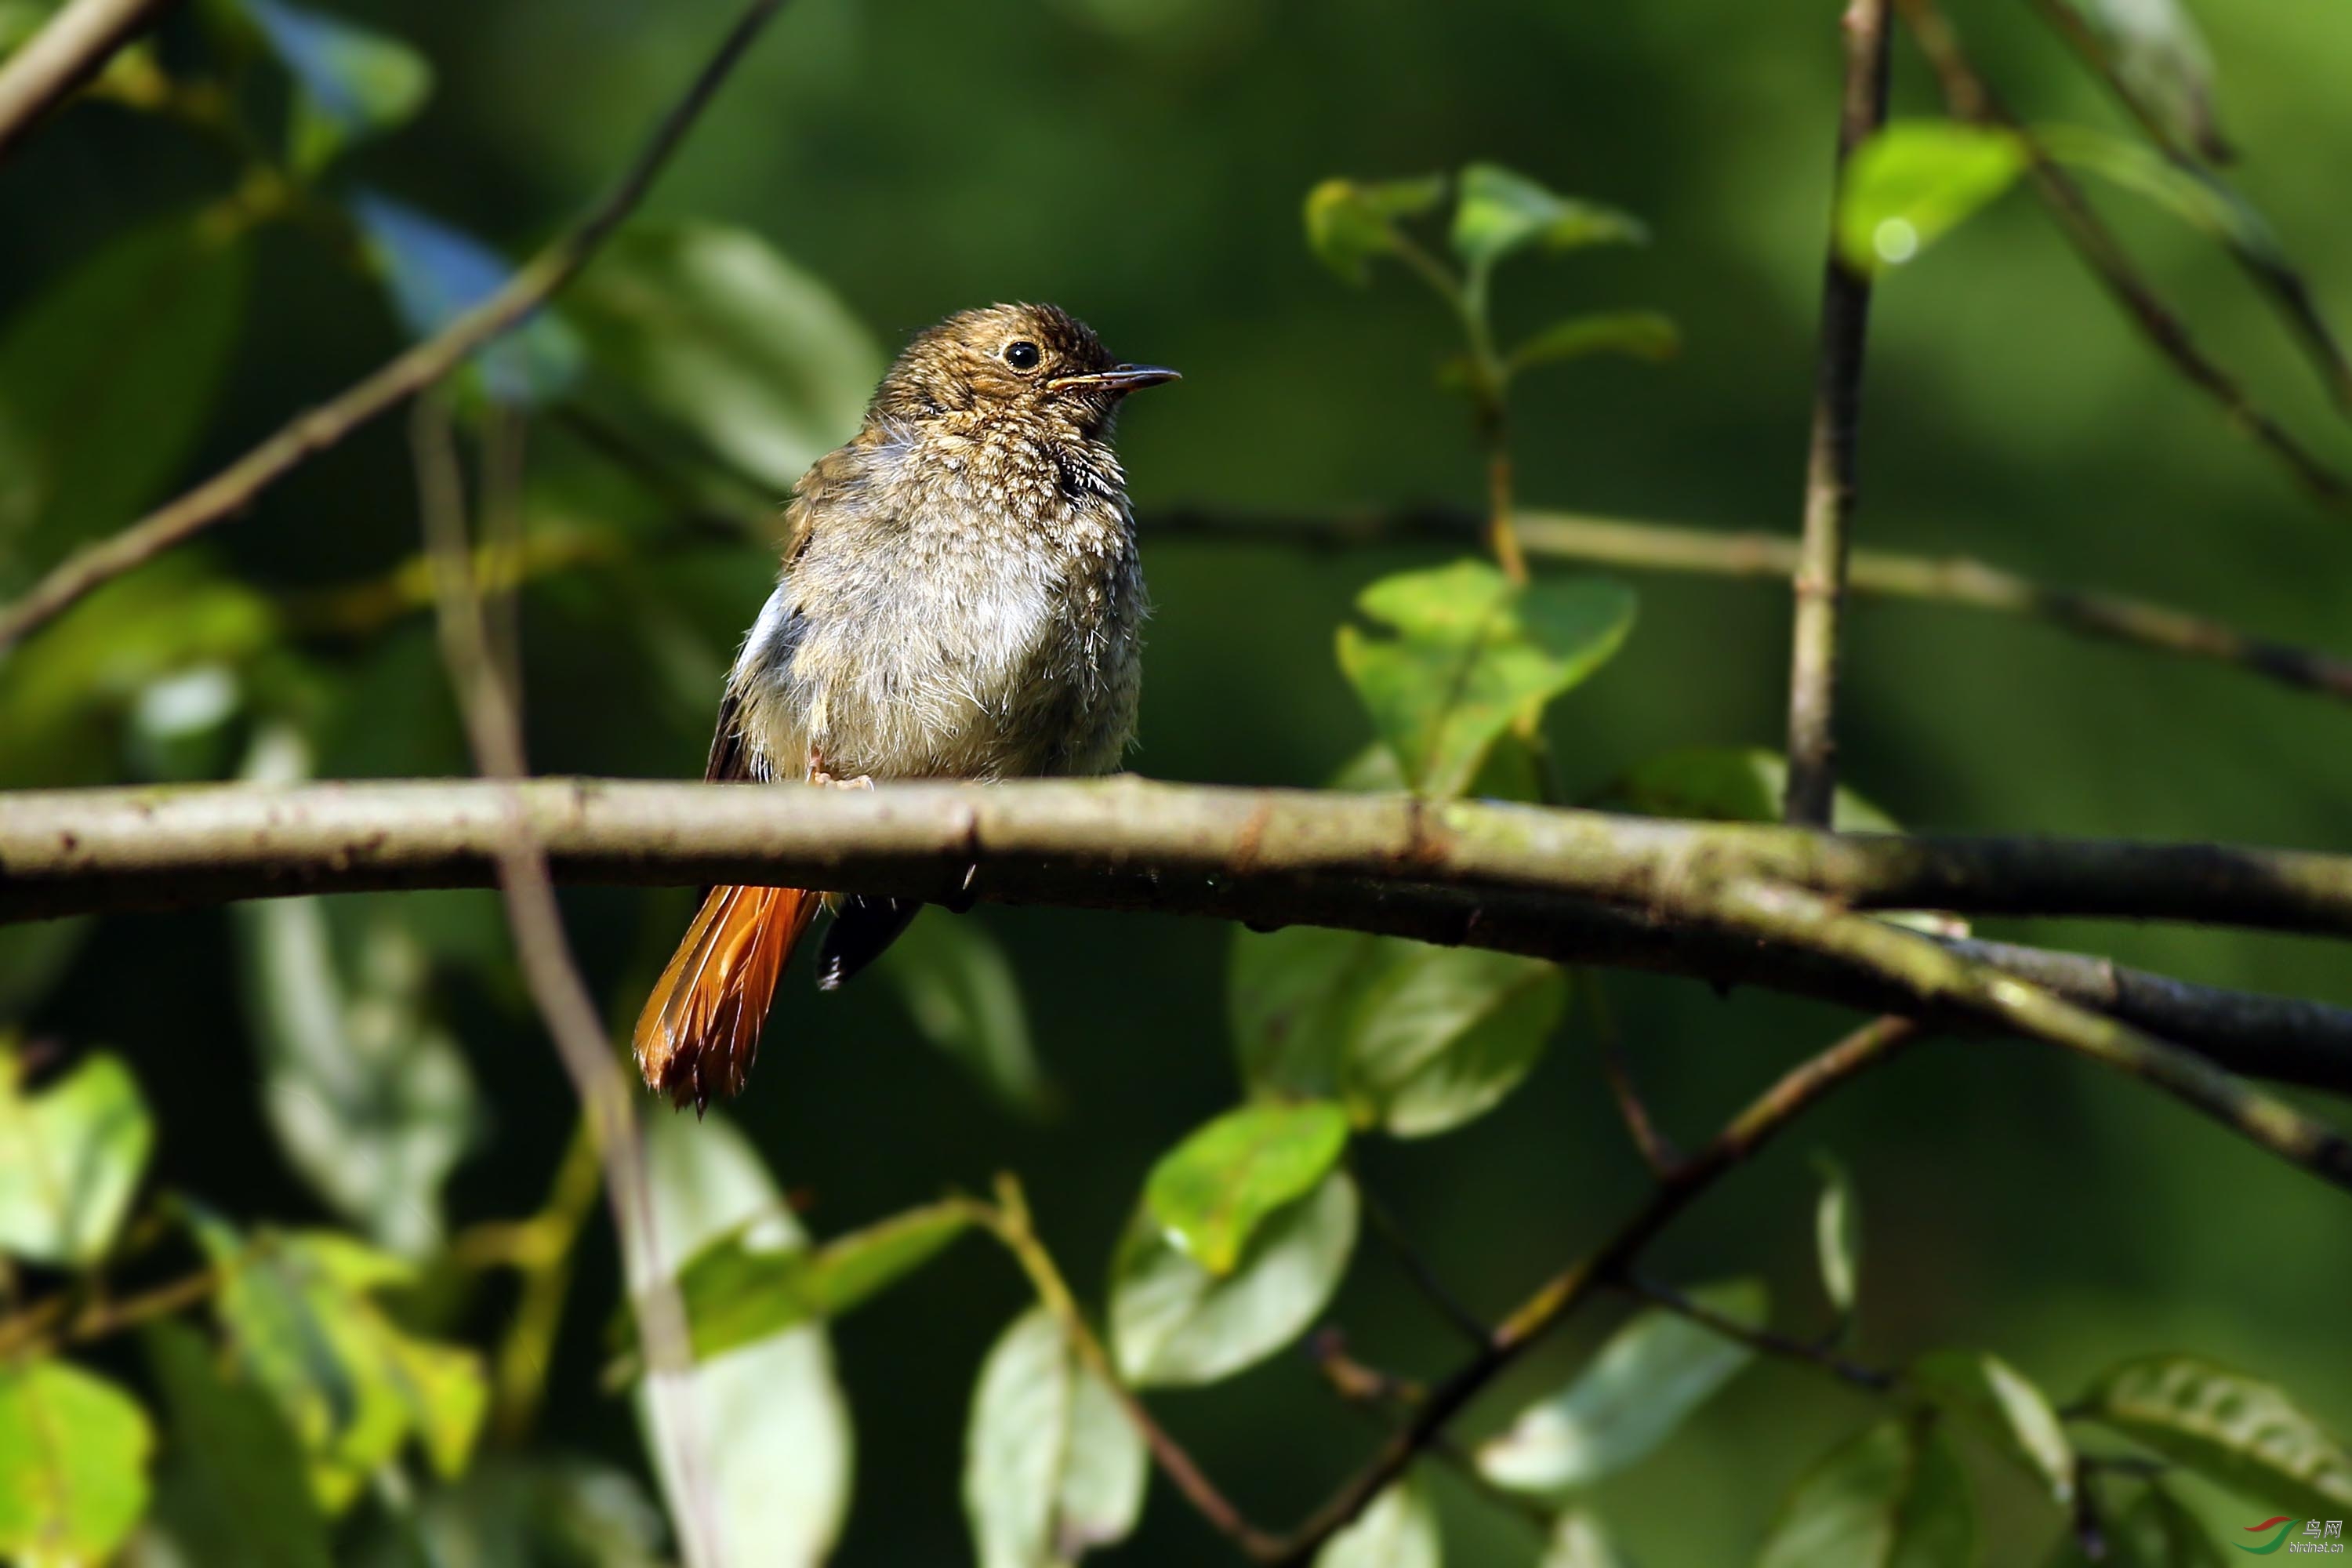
633;884;819;1111
816;895;921;991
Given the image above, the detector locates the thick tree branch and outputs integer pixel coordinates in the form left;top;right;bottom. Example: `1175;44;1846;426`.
1784;0;1893;826
0;0;789;655
0;0;178;161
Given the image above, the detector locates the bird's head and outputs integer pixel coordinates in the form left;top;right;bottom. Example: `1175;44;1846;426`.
867;303;1178;438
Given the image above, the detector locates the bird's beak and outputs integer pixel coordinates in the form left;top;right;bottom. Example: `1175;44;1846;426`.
1047;363;1181;395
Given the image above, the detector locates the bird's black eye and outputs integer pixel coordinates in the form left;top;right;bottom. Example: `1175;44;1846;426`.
1004;340;1041;371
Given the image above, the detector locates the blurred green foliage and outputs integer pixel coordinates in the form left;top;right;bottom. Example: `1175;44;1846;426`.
2;0;2351;1563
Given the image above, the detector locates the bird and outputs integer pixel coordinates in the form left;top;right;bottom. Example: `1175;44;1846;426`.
632;303;1178;1110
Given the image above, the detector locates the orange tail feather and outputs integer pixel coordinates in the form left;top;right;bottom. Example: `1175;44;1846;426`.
633;884;819;1110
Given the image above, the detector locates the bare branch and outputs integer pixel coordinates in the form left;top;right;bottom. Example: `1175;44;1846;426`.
1784;0;1893;826
0;0;178;162
0;0;791;655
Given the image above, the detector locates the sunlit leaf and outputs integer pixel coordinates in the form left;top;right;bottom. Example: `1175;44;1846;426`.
241;0;432;172
1110;1171;1357;1388
0;1359;154;1565
564;220;883;492
2077;1355;2352;1518
1543;1508;1638;1568
1814;1152;1860;1323
2088;0;2228;162
1479;1279;1765;1494
964;1307;1147;1568
349;191;582;406
876;911;1058;1118
0;1047;152;1266
192;1214;487;1512
636;1112;850;1568
1304;175;1447;285
1837;122;2029;274
1911;1349;2075;1507
643;1200;975;1366
1145;1102;1349;1276
0;216;249;575
141;1321;333;1568
1507;310;1681;376
1315;1472;1440;1568
1337;559;1635;799
1451;162;1647;275
1755;1417;1977;1568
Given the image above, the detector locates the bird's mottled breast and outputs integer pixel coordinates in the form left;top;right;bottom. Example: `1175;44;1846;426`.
731;419;1145;781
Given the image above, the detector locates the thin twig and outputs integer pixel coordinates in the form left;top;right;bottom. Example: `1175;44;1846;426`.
1898;0;2352;517
0;0;179;161
1785;0;1893;826
1582;977;1680;1176
1618;1274;1896;1394
1265;1017;1924;1563
0;0;791;654
410;401;719;1566
1352;1174;1494;1346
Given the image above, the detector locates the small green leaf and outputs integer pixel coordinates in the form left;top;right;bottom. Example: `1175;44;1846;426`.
1316;1472;1442;1568
0;1048;153;1267
1911;1350;2075;1507
143;1320;333;1568
1304;175;1447;285
241;0;432;172
1110;1171;1357;1388
2088;0;2228;162
350;192;582;406
1145;1102;1350;1276
1507;310;1681;376
876;911;1057;1118
1602;748;1900;833
635;1112;850;1567
564;220;884;492
2076;1355;2352;1518
1837;122;2030;274
0;216;249;574
1543;1509;1638;1568
1452;162;1647;275
0;1359;154;1566
963;1308;1147;1568
1815;1152;1860;1323
1338;559;1635;799
1480;1279;1766;1495
1755;1417;1977;1568
657;1200;975;1365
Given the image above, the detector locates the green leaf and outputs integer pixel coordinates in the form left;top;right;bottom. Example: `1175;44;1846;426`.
656;1200;975;1365
1911;1350;2075;1507
233;725;482;1259
2042;1483;2223;1567
1837;122;2030;274
1815;1152;1860;1323
241;0;431;172
1543;1509;1639;1568
1602;747;1899;833
1304;175;1448;285
1451;162;1647;275
1110;1170;1357;1388
0;1047;153;1266
1507;310;1681;376
964;1307;1147;1568
564;220;884;492
343;1457;670;1568
1479;1279;1766;1494
2088;0;2227;162
876;910;1058;1118
2076;1355;2352;1518
142;1321;333;1568
192;1216;486;1512
1144;1102;1350;1276
1315;1472;1442;1568
1337;559;1636;799
0;216;249;575
1755;1417;1978;1568
0;1359;154;1566
350;191;582;406
636;1112;850;1567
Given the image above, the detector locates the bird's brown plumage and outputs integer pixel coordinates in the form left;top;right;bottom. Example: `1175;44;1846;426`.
632;303;1175;1109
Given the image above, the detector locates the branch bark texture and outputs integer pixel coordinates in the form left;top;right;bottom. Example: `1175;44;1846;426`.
0;0;177;162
